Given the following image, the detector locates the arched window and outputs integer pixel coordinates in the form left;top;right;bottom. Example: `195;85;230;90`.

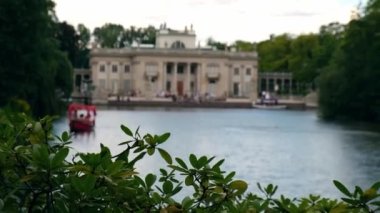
171;41;186;49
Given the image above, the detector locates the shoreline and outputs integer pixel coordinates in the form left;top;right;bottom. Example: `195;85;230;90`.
99;100;311;110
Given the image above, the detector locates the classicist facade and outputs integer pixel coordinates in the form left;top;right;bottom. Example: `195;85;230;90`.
90;25;258;102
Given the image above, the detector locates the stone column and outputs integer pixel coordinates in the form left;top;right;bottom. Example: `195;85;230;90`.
196;63;201;94
240;66;244;97
282;77;285;94
172;62;177;95
162;62;166;92
289;79;293;96
185;63;190;95
106;62;110;92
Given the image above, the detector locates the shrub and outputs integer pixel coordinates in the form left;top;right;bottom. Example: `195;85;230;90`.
0;111;379;212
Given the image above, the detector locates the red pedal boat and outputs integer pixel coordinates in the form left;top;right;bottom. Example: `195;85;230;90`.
67;103;96;132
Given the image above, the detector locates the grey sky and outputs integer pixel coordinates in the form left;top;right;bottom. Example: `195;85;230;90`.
54;0;363;44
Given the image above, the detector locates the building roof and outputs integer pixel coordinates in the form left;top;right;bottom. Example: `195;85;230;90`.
91;48;258;61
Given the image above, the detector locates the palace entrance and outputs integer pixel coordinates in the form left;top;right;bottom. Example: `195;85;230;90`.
177;81;184;96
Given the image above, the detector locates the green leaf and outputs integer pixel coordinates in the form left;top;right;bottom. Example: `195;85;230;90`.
61;131;70;142
198;156;208;168
333;180;352;197
72;175;96;193
147;147;155;156
157;132;170;144
158;148;172;164
341;197;359;205
371;182;380;190
118;140;134;146
229;180;248;195
185;175;194;186
121;125;133;137
212;159;225;170
135;176;146;188
189;154;198;169
225;171;236;182
163;180;173;194
370;201;380;206
172;185;183;196
0;199;4;210
52;147;69;169
160;169;168;176
182;196;194;210
145;173;157;189
175;157;188;169
129;152;146;166
168;165;188;173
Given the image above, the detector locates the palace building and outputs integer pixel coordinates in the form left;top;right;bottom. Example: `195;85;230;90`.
89;25;258;103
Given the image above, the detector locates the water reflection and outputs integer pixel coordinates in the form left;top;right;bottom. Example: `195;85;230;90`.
54;108;380;198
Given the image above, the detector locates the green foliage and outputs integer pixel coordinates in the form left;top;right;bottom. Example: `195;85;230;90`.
93;24;157;48
1;111;380;212
319;0;380;122
207;37;227;50
257;34;292;72
0;0;73;116
93;23;125;48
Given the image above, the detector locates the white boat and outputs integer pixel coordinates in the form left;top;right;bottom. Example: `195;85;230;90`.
252;103;287;109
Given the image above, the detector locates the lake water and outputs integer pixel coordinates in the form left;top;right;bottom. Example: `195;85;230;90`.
54;107;380;198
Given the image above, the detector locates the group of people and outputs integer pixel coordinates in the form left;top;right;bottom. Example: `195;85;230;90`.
156;90;224;103
259;91;278;105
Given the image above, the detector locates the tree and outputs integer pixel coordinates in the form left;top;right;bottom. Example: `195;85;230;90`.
0;0;73;116
257;34;292;72
77;24;91;50
207;37;227;50
288;34;320;83
93;23;124;48
76;24;91;68
234;40;255;52
56;22;79;67
319;0;380;121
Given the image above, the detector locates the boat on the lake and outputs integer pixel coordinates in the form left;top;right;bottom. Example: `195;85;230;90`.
253;92;287;109
252;103;287;109
67;103;96;132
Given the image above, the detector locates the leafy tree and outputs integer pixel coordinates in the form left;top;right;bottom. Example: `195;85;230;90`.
257;34;292;72
288;34;320;83
76;24;91;68
120;25;157;47
319;0;380;121
234;40;255;52
77;24;91;50
207;37;227;50
56;22;79;67
93;23;124;48
0;0;73;116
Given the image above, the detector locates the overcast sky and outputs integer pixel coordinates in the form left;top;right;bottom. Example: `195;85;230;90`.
54;0;363;44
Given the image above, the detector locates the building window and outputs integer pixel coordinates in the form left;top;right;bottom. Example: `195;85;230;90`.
112;65;118;73
124;80;131;92
99;79;106;89
246;68;251;75
234;68;239;75
177;66;184;74
171;41;186;49
166;81;171;91
233;82;240;96
190;81;195;91
124;65;130;73
99;65;105;72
